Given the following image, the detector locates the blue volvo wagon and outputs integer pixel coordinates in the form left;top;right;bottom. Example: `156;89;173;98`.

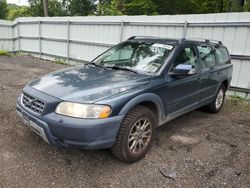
16;37;233;162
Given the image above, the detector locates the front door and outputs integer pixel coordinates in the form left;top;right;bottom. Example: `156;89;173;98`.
163;45;201;115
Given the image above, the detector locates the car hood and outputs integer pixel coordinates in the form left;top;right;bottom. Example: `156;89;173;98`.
29;64;151;103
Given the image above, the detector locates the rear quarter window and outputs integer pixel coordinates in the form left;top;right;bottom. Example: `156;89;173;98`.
215;46;230;65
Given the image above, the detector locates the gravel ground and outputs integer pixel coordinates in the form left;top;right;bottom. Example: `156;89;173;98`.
0;55;249;188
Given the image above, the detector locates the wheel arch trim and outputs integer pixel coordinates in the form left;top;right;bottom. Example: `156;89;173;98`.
118;93;165;126
217;76;230;92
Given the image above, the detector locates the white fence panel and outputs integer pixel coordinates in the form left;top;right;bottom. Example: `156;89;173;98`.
42;40;67;57
69;43;107;61
41;23;67;39
21;38;39;52
0;40;12;51
0;27;12;38
231;59;250;89
0;20;13;50
19;23;39;37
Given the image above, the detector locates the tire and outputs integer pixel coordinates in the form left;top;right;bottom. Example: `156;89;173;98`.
111;105;156;163
203;84;226;113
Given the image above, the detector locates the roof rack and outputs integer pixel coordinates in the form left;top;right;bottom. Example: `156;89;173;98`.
128;36;222;45
183;38;222;45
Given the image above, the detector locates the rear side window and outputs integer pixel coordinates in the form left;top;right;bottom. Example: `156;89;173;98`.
197;45;216;68
215;46;230;65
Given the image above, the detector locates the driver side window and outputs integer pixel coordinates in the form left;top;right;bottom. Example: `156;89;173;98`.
170;46;198;72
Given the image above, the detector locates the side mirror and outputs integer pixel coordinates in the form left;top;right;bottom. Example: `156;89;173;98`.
170;64;196;77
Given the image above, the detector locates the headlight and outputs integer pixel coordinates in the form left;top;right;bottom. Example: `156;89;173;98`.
55;102;111;119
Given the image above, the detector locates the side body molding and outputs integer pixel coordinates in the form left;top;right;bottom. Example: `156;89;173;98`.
118;93;165;126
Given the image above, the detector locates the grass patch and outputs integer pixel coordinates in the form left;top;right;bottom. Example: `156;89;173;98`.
0;50;11;56
11;52;24;57
228;95;249;103
227;95;250;112
0;50;27;57
54;58;66;65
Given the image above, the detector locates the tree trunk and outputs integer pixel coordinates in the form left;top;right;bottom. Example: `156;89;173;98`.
219;0;224;12
215;0;218;12
239;0;245;7
227;0;232;12
43;0;49;17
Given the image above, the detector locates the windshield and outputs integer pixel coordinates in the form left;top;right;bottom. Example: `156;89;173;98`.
93;41;173;74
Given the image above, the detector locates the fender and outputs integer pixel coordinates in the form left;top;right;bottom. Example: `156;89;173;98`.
118;93;165;126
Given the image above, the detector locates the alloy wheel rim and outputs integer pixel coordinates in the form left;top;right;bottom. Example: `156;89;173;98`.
127;118;152;154
215;89;224;109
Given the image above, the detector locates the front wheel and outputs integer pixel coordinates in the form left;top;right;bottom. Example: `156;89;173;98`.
111;105;156;163
203;85;226;113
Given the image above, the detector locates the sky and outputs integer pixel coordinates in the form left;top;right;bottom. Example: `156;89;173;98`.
7;0;29;6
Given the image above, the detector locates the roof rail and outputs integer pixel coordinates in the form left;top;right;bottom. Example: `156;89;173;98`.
127;36;136;40
185;38;222;45
209;39;223;45
127;36;222;45
127;36;165;40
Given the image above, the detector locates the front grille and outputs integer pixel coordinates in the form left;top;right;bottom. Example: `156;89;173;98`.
21;92;46;114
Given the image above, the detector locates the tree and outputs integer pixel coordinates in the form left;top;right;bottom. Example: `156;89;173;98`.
0;0;8;19
43;0;49;16
97;0;124;15
97;0;250;16
97;0;185;15
7;6;31;20
68;0;96;16
6;0;249;19
97;0;112;15
125;0;158;15
28;0;68;17
152;0;196;15
29;0;45;16
244;0;250;11
97;0;157;15
48;0;68;16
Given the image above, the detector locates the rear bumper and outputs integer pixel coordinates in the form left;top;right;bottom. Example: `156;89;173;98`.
16;99;124;150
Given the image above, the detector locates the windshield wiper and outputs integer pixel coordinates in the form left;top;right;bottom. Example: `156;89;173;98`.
85;62;109;69
104;64;139;74
87;62;140;74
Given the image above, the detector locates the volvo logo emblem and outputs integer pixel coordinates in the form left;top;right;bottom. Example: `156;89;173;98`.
26;98;34;107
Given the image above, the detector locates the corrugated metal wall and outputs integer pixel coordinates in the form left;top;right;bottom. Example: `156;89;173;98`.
0;20;13;51
0;13;250;96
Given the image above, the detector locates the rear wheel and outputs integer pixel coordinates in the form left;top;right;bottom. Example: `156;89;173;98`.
203;84;226;113
111;105;156;163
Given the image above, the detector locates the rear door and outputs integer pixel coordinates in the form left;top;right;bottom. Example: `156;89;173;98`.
197;44;220;102
214;45;233;88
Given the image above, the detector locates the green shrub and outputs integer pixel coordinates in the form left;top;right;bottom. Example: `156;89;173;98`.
54;58;66;64
228;95;250;106
0;50;11;56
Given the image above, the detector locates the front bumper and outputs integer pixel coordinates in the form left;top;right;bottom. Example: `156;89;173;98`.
16;90;124;150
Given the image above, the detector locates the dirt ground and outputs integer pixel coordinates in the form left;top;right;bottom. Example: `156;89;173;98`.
0;55;249;188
